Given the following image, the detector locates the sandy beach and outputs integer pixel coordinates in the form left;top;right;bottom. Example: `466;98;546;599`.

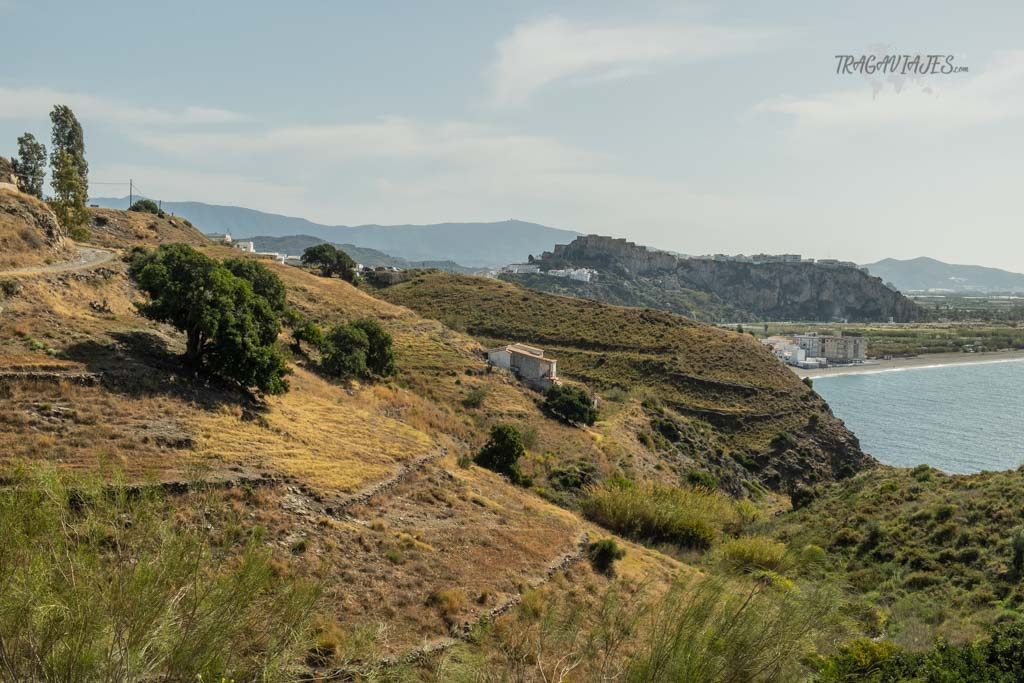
792;349;1024;378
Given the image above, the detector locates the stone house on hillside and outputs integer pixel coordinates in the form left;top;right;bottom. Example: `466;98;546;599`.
485;343;559;390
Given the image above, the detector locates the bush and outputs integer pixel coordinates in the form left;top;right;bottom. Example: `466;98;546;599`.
544;384;597;426
349;318;395;377
292;320;324;353
581;481;739;549
588;538;626;576
320;318;395;380
321;324;369;378
461;385;488;409
68;225;91;241
128;243;290;394
475;425;528;486
714;536;790;575
686;470;718;490
0;466;319;681
627;577;841;683
129;198;161;214
790;485;816;510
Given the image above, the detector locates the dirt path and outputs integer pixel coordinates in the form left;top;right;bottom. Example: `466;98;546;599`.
0;244;116;277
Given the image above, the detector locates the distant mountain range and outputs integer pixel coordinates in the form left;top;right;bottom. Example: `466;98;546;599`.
88;197;579;267
863;257;1024;293
244;235;476;273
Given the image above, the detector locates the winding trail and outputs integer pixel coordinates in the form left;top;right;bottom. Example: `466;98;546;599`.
0;244;115;277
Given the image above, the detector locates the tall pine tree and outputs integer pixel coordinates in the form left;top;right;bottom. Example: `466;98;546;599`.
49;105;89;229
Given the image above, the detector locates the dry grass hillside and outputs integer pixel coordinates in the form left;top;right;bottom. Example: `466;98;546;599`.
379;272;873;495
0;208;688;663
0;189;67;269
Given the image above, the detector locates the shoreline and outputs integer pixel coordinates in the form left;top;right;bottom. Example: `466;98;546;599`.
792;349;1024;378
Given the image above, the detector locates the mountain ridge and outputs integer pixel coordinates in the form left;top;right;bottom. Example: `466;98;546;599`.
863;256;1024;293
88;197;579;267
515;234;922;322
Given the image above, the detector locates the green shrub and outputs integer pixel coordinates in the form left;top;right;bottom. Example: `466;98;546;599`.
912;464;933;481
321;323;369;378
587;538;626;576
714;536;790;575
320;318;395;380
799;544;828;570
651;416;681;442
790;485;816;510
0;466;319;680
68;225;92;241
475;425;528;486
581;481;739;549
461;385;488;409
686;470;718;490
292;320;324;352
129;198;161;214
627;578;841;683
544;384;597;426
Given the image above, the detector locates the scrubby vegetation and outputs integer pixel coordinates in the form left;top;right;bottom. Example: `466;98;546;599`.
0;467;319;681
129;198;161;214
128;243;291;394
764;466;1024;648
587;538;626;576
441;576;843;682
474;424;528;486
581;479;740;549
543;383;597;426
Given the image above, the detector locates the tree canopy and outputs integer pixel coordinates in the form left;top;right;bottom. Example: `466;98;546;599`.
320;317;395;380
301;243;358;283
128;244;290;394
474;425;528;486
544;384;597;426
12;133;46;198
129;199;161;214
48;106;88;229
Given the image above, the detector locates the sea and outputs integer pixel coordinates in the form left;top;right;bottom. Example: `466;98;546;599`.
811;358;1024;474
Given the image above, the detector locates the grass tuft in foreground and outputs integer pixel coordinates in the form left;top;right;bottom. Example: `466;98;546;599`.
0;465;319;681
580;479;740;549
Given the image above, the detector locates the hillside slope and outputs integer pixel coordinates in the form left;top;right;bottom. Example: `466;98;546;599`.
0;206;685;661
89;197;579;267
245;233;476;272
377;272;873;493
865;256;1024;293
521;235;922;322
0;188;67;269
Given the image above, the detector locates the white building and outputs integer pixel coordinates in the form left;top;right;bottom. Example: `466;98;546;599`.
485;343;558;390
502;263;541;274
546;267;596;282
234;240;255;253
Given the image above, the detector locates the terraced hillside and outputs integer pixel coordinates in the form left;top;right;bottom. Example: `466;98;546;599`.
378;272;871;494
0;204;896;679
0;206;692;671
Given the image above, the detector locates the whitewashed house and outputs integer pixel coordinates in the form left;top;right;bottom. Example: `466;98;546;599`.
485;343;559;390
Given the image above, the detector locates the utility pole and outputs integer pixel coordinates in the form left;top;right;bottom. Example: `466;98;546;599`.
129;179;133;208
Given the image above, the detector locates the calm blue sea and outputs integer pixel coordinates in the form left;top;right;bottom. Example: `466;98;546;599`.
812;359;1024;474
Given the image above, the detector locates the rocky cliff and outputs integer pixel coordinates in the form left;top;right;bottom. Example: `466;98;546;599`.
533;235;922;322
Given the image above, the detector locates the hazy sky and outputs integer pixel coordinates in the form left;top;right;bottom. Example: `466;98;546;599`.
2;1;1023;268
